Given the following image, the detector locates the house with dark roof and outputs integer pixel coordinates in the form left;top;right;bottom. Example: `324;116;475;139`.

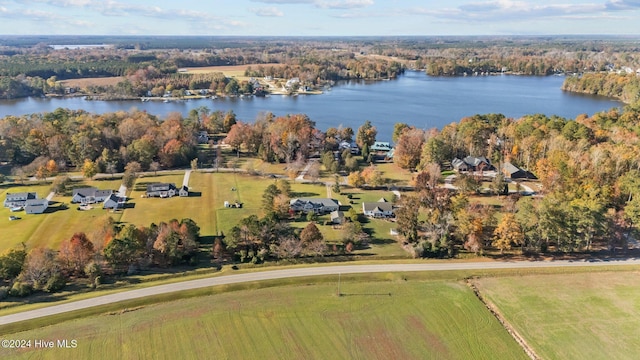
103;194;125;209
501;162;537;179
362;202;395;218
25;199;48;214
71;187;113;205
146;183;178;198
451;158;469;172
463;156;493;171
452;156;493;172
290;198;339;214
4;192;38;208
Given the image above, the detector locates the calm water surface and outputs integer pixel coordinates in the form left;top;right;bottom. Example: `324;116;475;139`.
0;71;622;141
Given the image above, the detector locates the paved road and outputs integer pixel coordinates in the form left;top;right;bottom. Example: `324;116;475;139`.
2;259;639;327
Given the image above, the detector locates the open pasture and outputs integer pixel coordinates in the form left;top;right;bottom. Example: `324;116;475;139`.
120;172;266;237
0;178;122;252
475;271;640;359
0;280;526;360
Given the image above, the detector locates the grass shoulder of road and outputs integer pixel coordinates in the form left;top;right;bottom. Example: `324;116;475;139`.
0;277;528;360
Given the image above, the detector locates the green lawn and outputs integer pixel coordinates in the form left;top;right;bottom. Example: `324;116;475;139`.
0;179;122;252
0;280;527;360
120;172;267;237
475;271;640;360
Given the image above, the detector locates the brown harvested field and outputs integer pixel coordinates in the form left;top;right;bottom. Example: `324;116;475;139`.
183;63;284;76
59;76;124;88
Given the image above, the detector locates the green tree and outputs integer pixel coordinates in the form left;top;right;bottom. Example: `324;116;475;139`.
356;120;377;149
0;245;27;281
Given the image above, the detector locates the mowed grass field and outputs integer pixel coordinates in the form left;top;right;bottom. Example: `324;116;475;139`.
0;280;527;360
120;172;266;237
475;271;640;360
1;171;406;257
0;178;123;252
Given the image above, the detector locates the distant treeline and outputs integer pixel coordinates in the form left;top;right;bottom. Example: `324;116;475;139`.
562;73;640;103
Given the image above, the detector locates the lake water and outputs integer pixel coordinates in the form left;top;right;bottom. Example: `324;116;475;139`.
0;71;623;141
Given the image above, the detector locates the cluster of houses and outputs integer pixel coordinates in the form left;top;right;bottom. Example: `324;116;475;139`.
289;197;396;225
71;187;125;209
337;140;395;160
4;192;49;214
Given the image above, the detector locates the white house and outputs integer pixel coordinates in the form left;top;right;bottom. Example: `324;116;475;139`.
103;194;125;209
4;192;38;208
71;187;113;205
25;199;48;214
146;183;178;198
362;202;394;218
179;185;189;197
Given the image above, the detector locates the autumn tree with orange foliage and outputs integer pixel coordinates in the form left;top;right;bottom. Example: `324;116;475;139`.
59;232;95;276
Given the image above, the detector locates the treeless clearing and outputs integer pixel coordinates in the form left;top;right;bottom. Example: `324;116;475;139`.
0;280;526;359
475;271;640;359
183;63;284;76
59;77;124;88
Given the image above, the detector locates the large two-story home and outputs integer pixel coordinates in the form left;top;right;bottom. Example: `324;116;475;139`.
71;187;114;205
290;198;339;214
4;192;38;209
146;183;178;198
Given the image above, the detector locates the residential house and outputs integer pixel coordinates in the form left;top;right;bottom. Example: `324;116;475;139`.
146;183;178;198
290;198;339;214
362;202;395;218
371;142;393;154
25;199;48;214
451;158;469;172
71;187;113;205
330;210;345;225
452;156;493;172
103;194;125;209
463;156;493;171
197;131;209;144
4;192;38;208
339;141;360;155
179;185;189;197
501;162;537;180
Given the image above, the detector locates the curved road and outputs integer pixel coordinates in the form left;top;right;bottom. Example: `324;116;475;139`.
1;259;639;326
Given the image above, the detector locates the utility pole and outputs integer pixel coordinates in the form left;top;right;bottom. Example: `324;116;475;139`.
337;273;341;297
